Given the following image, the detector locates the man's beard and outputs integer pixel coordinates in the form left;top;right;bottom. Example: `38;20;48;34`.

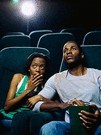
68;59;82;70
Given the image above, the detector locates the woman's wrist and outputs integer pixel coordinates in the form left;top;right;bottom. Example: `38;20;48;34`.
24;89;31;95
37;94;44;101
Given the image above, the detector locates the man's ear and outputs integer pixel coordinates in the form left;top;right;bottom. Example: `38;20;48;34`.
81;53;84;59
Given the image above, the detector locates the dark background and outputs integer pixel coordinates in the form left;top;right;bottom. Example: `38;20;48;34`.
0;0;101;37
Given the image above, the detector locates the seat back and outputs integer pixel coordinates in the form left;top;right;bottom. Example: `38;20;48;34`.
60;28;87;45
60;45;101;72
0;35;31;50
29;30;52;47
3;32;25;36
0;47;50;109
82;31;101;45
37;33;75;74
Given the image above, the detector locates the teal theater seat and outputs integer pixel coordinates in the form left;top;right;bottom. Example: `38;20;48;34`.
0;35;31;50
29;30;52;47
3;32;25;36
82;31;101;45
60;27;87;45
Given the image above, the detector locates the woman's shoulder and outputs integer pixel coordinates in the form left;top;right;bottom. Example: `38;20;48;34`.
13;73;24;78
13;73;24;82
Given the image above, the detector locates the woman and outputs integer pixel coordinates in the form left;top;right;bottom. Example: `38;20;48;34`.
0;52;50;120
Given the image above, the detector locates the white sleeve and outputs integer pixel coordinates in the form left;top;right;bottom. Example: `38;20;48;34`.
38;74;56;99
93;69;101;84
32;74;56;112
32;101;44;112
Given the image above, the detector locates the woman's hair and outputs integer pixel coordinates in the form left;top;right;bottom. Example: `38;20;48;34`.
25;52;51;84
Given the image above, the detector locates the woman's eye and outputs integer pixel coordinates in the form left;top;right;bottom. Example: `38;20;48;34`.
40;66;45;70
32;65;37;68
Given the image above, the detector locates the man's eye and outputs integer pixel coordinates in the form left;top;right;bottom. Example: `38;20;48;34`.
63;49;67;53
72;47;77;50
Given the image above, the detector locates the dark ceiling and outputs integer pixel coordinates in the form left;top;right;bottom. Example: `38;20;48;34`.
0;0;101;37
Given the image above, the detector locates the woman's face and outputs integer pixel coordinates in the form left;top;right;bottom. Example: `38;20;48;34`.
28;57;46;76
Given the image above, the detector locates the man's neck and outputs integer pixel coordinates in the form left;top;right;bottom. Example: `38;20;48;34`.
68;65;87;76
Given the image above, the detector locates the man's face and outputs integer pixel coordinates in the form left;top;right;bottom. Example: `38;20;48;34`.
63;42;83;65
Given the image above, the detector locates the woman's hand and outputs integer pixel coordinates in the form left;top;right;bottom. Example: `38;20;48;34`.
78;104;101;129
26;74;43;92
26;95;43;109
26;94;57;109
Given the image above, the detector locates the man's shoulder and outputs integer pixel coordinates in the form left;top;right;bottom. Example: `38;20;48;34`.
87;68;101;76
88;68;101;73
55;70;67;78
48;70;67;80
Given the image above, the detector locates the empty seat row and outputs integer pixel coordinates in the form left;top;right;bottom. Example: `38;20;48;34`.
61;29;101;45
82;31;101;45
29;30;53;46
60;27;87;45
0;30;53;49
0;32;75;50
0;35;31;50
1;30;101;52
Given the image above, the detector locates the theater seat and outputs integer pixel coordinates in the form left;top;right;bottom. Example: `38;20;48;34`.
60;27;87;45
29;30;52;47
0;35;31;50
82;31;101;45
3;32;25;36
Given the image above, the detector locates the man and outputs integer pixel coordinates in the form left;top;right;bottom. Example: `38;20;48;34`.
32;41;101;135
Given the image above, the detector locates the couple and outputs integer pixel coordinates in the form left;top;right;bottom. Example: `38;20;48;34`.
2;41;101;135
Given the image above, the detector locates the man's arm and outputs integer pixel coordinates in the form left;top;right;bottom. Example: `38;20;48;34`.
40;101;71;111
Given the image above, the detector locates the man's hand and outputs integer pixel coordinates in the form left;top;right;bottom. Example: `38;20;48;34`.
78;104;101;129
